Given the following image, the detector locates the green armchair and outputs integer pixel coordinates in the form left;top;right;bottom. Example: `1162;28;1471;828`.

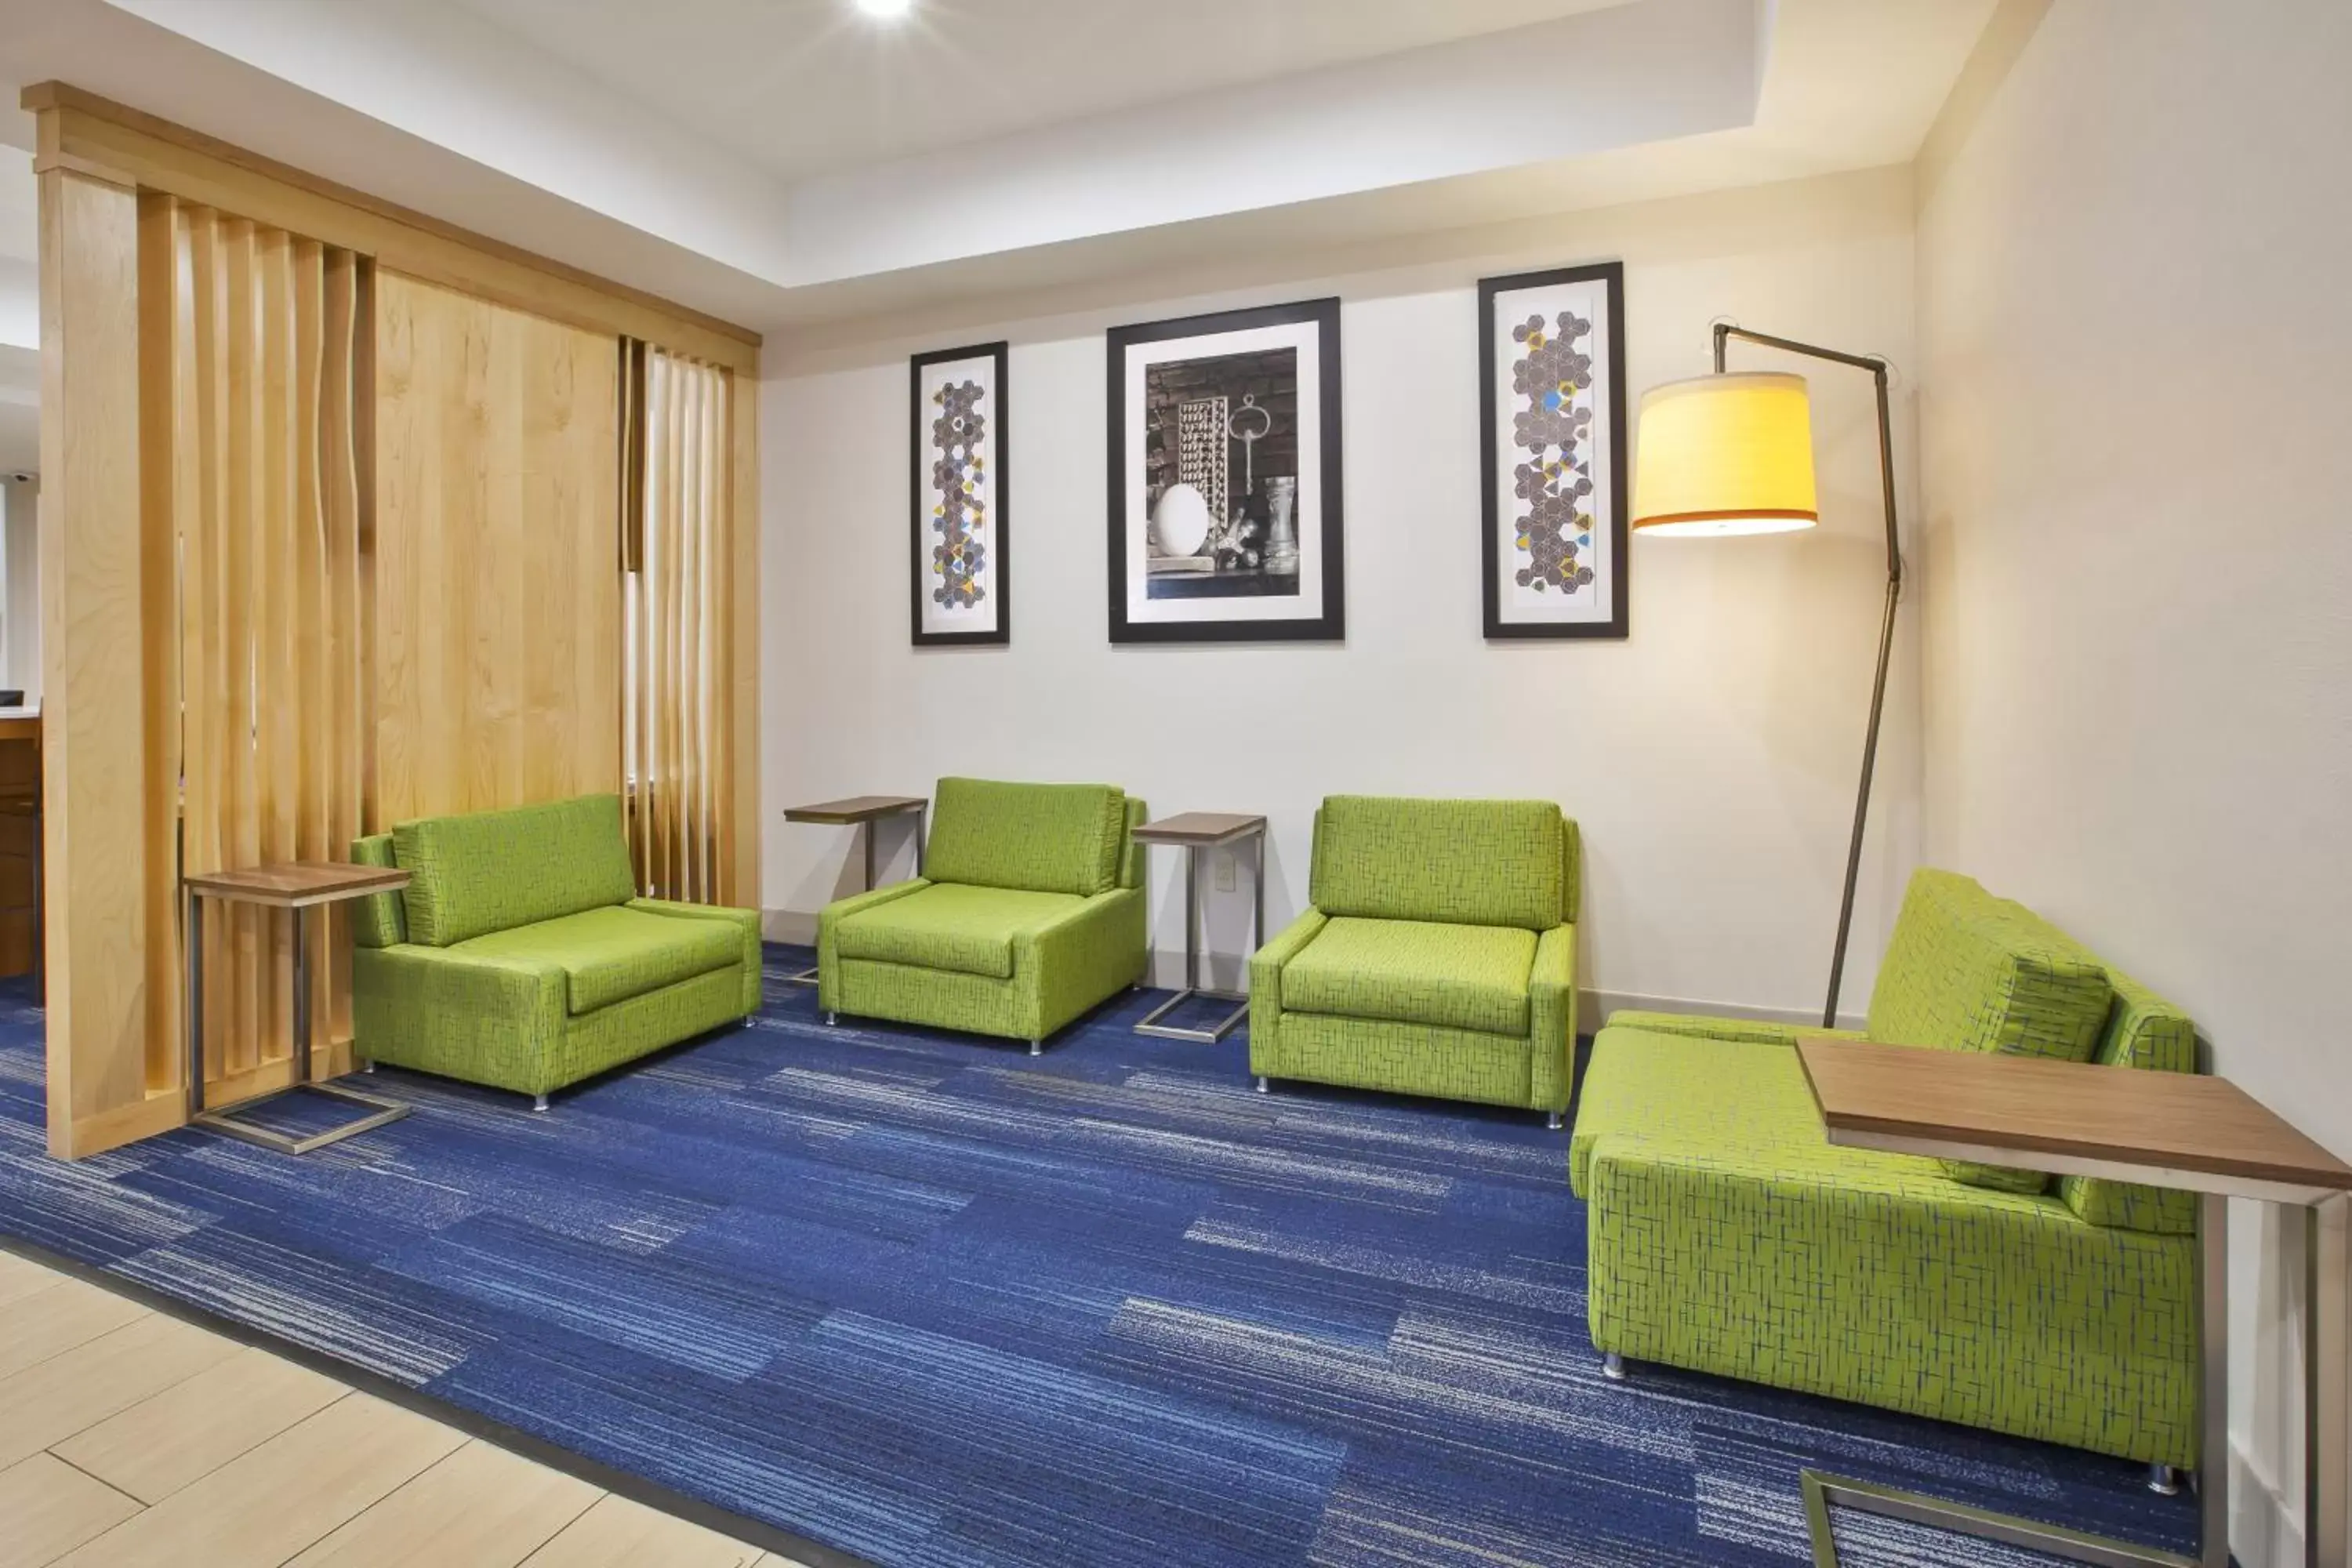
347;793;761;1109
1573;869;2201;1469
1249;796;1579;1123
817;778;1148;1053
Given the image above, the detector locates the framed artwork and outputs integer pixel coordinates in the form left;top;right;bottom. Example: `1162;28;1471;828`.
1479;262;1628;639
910;341;1009;646
1106;297;1344;643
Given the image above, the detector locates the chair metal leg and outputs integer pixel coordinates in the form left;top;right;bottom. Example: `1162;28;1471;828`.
1254;1076;1269;1094
825;1011;836;1026
1547;1110;1563;1131
532;1094;550;1112
361;1058;374;1074
1028;1040;1043;1057
2147;1464;2180;1497
1602;1352;1626;1382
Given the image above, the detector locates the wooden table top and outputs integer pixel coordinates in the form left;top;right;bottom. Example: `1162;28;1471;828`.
1796;1034;2352;1194
1133;812;1267;846
783;795;928;825
184;862;412;909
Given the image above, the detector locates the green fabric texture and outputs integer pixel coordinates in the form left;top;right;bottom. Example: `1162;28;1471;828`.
835;884;1087;980
347;800;757;1100
921;778;1127;897
1867;869;2115;1192
349;833;406;949
2060;967;2200;1234
1250;797;1577;1114
1572;1026;2198;1468
452;906;742;1015
816;790;1148;1043
1283;916;1537;1036
394;794;637;948
627;898;764;1016
1309;796;1573;930
1602;1010;1867;1048
824;887;1146;1040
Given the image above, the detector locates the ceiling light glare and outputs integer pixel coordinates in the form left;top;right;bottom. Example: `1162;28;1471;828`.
855;0;913;18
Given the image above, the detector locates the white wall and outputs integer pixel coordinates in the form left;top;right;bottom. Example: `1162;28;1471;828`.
764;165;1923;1025
1;473;33;702
1915;3;2352;1561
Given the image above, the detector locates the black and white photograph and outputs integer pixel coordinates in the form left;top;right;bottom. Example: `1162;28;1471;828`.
1107;298;1343;642
1479;261;1628;639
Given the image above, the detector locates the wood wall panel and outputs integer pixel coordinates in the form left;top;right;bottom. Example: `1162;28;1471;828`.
39;166;170;1157
374;271;621;826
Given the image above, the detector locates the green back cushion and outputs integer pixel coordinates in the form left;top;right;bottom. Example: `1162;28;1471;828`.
392;793;637;947
349;833;406;949
922;779;1128;897
2056;968;2200;1234
1309;796;1573;931
1867;869;2114;1194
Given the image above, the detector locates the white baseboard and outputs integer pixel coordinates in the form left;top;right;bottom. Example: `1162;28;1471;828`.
760;912;1864;1034
2228;1437;2299;1568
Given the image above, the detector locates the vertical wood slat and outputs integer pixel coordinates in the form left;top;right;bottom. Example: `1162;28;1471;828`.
166;210;365;1098
136;192;182;1094
621;349;737;904
728;366;760;909
38;164;155;1155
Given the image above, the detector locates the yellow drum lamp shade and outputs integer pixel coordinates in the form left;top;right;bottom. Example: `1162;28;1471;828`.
1632;371;1820;537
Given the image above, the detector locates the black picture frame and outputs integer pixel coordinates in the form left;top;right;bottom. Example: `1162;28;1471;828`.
1479;262;1629;640
1106;297;1345;644
909;340;1010;647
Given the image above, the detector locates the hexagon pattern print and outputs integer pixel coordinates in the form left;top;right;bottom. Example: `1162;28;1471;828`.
1480;263;1628;639
910;342;1010;644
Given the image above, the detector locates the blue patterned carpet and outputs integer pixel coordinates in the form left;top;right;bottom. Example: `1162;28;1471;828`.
0;951;2205;1566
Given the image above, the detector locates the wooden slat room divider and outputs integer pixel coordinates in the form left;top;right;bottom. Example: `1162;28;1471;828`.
146;195;369;1098
31;83;762;1158
626;348;735;904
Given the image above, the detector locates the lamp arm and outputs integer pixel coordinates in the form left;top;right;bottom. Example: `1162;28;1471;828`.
1715;323;1903;1028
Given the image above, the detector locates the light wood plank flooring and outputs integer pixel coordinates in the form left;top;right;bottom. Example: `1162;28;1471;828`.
0;1253;808;1568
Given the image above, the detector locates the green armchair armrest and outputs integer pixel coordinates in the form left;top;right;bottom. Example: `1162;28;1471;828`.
352;943;568;1097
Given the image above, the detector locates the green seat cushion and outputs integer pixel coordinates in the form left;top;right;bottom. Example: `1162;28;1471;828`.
452;905;742;1016
394;794;637;947
1283;916;1537;1036
1309;796;1573;930
1574;1025;1946;1196
833;882;1087;980
921;779;1127;897
1602;1009;1868;1048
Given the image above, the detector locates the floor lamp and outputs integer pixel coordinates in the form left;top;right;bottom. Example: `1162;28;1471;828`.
1631;324;1901;1029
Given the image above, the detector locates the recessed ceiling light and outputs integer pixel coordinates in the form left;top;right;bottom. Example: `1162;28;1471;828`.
855;0;913;18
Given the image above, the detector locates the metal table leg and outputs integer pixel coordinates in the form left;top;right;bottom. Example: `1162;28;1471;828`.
2311;1193;2348;1568
1803;1193;2235;1568
1135;836;1254;1044
790;819;881;987
190;898;409;1156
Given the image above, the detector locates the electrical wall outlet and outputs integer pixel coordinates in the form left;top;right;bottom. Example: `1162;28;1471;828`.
1214;851;1236;891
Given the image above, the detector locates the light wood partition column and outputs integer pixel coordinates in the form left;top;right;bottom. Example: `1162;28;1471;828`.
39;158;176;1157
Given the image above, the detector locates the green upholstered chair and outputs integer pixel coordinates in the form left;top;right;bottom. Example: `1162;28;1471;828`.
348;793;760;1109
1248;796;1579;1123
817;778;1148;1054
1573;868;2201;1475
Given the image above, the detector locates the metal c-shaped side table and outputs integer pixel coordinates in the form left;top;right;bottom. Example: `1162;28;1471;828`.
1132;812;1265;1044
782;795;928;985
183;861;414;1155
1791;1035;2350;1568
